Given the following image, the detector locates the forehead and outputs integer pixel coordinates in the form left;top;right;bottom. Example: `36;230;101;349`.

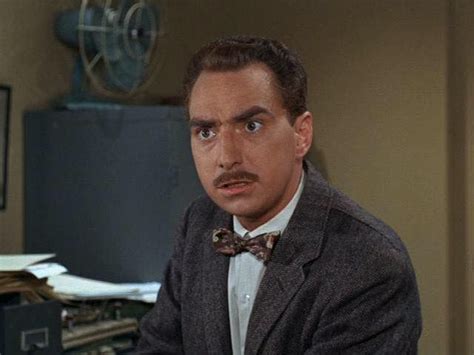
188;63;284;118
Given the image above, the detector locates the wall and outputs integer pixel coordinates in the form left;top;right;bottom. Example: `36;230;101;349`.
309;2;448;354
467;2;474;351
0;1;463;353
0;0;78;252
448;1;474;353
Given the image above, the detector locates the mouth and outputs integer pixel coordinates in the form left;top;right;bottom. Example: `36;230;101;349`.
213;170;259;197
218;180;252;189
217;180;254;196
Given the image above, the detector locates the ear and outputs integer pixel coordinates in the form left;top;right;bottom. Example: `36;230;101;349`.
293;111;313;158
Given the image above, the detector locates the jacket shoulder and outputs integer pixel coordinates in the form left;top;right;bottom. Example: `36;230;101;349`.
328;187;407;253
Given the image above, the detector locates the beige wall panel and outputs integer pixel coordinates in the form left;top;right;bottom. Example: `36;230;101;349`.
461;0;474;352
308;2;448;354
468;53;474;355
0;1;78;252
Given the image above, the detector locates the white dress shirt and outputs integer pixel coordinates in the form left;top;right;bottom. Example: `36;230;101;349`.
228;172;305;355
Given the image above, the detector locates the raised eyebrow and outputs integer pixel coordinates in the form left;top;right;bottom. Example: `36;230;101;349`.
188;117;216;128
232;106;274;123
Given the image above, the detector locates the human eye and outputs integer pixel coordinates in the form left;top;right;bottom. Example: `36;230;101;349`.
244;120;263;133
196;127;216;141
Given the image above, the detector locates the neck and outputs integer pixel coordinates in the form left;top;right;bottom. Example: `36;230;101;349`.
236;166;304;232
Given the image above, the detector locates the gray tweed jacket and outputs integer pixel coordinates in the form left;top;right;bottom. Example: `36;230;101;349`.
136;161;422;354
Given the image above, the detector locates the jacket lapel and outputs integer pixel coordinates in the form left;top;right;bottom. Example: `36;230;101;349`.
245;162;333;354
245;258;306;354
201;209;233;354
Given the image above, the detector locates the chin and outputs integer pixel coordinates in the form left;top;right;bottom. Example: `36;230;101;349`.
217;203;253;217
219;201;266;220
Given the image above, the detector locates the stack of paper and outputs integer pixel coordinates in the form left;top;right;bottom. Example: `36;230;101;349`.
0;254;161;303
48;274;140;300
47;274;161;303
0;254;67;302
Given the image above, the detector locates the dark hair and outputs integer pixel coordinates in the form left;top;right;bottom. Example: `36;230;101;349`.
183;35;308;124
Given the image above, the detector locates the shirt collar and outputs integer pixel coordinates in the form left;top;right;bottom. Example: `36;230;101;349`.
233;170;305;238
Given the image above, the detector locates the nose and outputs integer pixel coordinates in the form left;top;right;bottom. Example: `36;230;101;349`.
218;129;242;170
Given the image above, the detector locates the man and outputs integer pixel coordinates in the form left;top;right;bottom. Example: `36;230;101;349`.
137;36;421;354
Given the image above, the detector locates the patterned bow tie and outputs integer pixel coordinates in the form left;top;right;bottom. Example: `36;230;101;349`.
212;228;280;263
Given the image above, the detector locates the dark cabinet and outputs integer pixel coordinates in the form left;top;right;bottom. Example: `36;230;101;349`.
24;106;203;283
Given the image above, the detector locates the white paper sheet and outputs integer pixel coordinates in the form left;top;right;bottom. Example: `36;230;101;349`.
0;254;55;271
25;263;68;279
120;282;161;303
47;274;140;300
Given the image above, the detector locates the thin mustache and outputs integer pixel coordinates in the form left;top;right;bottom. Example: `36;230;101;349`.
213;171;259;187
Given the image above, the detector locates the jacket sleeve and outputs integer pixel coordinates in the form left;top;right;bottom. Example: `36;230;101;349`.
304;247;422;355
135;206;191;354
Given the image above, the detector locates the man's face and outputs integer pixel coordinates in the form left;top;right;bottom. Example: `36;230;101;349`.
188;63;312;231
